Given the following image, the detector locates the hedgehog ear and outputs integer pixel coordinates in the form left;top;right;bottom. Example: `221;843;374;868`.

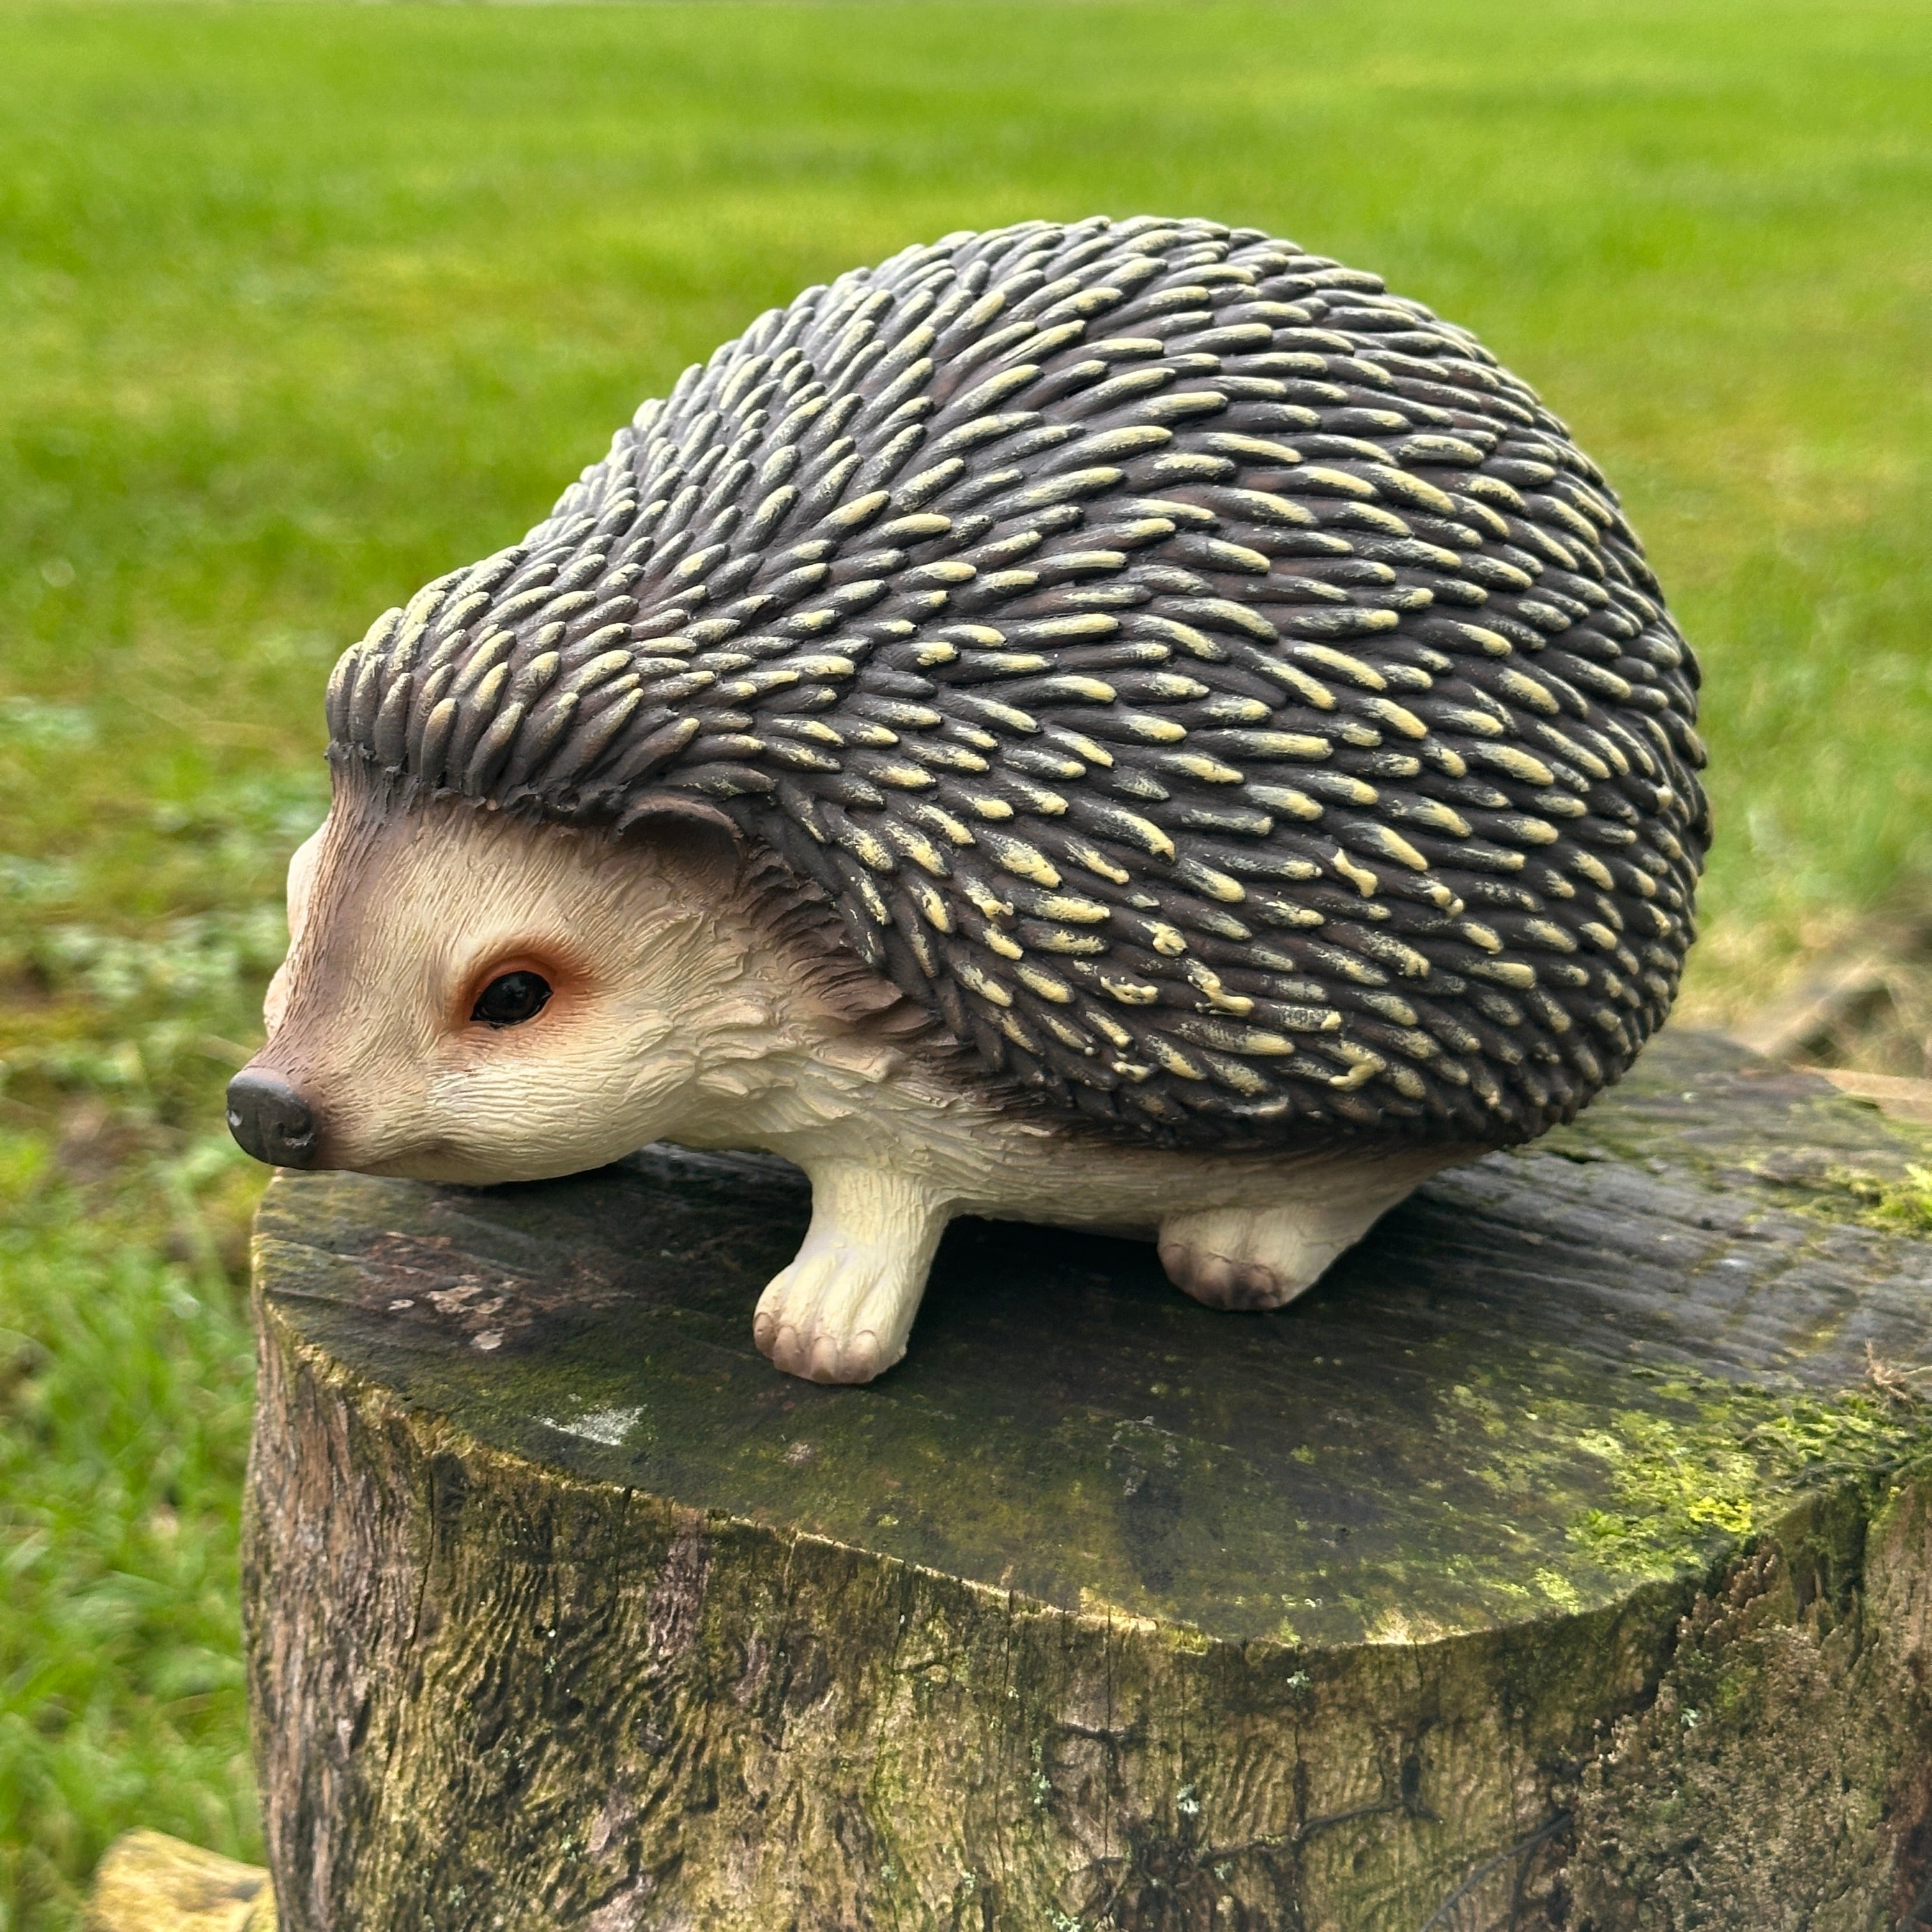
613;792;740;840
612;791;744;887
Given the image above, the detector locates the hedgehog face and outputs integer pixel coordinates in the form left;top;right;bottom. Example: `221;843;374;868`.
229;795;775;1183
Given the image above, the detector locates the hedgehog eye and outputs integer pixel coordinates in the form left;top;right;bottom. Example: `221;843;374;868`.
471;970;552;1028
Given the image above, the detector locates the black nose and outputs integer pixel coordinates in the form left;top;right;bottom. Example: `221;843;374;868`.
227;1068;319;1169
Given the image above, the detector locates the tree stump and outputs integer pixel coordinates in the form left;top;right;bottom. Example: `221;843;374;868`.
243;1031;1932;1932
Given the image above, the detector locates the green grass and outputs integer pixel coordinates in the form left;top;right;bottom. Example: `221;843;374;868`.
0;1135;257;1921
0;3;1926;1922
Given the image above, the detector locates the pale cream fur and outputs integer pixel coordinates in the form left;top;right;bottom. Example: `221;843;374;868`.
247;798;1471;1383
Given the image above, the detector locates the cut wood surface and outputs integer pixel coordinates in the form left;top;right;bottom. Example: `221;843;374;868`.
243;1030;1932;1931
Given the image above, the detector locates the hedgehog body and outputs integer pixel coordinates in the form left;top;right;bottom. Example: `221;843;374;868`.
238;218;1711;1379
325;215;1708;1152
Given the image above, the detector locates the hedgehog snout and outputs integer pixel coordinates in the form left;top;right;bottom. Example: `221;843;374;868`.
227;1066;321;1170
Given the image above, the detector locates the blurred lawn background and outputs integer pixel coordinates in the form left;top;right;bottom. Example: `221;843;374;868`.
0;1;1927;1921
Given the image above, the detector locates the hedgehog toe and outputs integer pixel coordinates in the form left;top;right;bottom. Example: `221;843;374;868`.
806;1328;859;1385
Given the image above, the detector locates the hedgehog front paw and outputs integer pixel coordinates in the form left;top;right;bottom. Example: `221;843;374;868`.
754;1249;910;1384
752;1164;947;1384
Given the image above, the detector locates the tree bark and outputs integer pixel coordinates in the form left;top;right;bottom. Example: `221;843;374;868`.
242;1031;1932;1930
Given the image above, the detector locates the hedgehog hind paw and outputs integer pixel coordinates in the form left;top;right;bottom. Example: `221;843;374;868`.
1158;1222;1324;1313
1160;1147;1478;1312
1158;1192;1400;1314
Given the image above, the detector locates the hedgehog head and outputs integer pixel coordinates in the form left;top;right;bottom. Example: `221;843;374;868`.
230;216;1709;1179
230;778;926;1179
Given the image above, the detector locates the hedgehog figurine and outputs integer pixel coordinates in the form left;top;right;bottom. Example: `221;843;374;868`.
227;216;1709;1384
